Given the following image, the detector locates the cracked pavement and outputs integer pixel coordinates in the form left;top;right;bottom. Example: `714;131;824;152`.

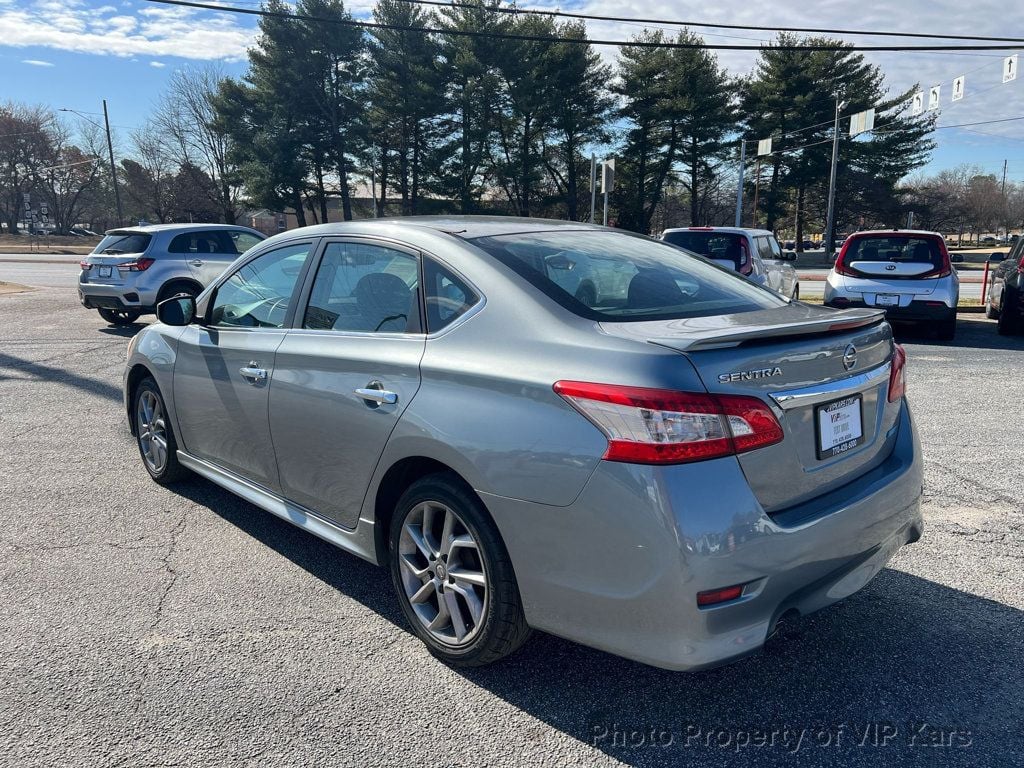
0;275;1022;767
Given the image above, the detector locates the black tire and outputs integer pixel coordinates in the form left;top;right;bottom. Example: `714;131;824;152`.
997;293;1022;336
98;307;141;326
133;377;190;484
389;473;531;667
157;280;201;305
936;316;956;341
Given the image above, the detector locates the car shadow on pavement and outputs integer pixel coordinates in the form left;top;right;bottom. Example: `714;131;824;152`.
0;351;123;403
169;475;1021;766
97;323;147;338
894;315;1024;351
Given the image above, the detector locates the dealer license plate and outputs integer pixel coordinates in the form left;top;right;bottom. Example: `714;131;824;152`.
816;395;864;460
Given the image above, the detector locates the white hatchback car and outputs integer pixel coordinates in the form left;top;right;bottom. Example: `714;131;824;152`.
824;230;959;340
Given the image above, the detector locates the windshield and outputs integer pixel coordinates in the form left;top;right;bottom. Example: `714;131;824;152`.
845;236;944;268
471;230;786;321
92;232;151;256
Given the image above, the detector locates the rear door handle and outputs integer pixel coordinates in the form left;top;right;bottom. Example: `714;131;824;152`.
239;363;268;382
190;259;204;267
355;387;398;405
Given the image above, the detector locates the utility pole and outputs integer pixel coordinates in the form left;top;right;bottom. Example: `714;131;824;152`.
602;163;609;226
751;157;762;229
824;96;848;258
102;100;123;227
1001;158;1008;239
734;139;746;227
590;155;597;224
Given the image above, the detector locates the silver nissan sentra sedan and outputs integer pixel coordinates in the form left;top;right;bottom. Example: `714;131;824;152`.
123;217;923;671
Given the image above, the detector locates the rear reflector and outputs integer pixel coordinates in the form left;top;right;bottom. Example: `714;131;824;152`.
697;584;744;607
553;382;783;465
888;344;907;402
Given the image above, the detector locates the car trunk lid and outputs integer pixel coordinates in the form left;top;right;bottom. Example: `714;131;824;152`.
601;304;900;512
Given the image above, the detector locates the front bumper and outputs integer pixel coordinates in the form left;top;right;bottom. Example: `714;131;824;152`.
481;400;923;671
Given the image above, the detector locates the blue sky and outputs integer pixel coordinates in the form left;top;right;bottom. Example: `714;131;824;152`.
2;0;1023;182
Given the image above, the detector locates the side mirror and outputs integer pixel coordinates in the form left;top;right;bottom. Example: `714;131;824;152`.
157;293;196;326
781;251;797;261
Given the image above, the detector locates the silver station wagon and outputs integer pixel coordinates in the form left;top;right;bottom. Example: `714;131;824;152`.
124;217;923;670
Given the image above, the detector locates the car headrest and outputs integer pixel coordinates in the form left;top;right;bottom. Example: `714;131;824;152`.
627;270;685;309
354;272;411;332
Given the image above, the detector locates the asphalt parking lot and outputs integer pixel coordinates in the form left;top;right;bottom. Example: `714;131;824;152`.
1;271;1022;767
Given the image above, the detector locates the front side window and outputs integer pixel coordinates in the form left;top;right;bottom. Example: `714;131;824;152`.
230;230;265;255
472;230;785;321
304;242;420;333
209;243;312;328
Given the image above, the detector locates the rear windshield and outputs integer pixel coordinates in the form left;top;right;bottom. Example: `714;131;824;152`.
92;232;152;256
471;230;786;321
662;230;745;261
845;236;944;269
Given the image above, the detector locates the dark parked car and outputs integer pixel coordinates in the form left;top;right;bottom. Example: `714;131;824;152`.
986;238;1024;335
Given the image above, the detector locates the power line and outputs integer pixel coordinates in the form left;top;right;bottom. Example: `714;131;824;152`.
145;0;1024;52
376;0;1024;44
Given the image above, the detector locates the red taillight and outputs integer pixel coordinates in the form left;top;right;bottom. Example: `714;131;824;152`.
79;260;90;270
834;240;855;276
697;584;745;607
118;257;155;272
888;344;907;402
1018;255;1024;274
552;382;784;465
738;239;752;276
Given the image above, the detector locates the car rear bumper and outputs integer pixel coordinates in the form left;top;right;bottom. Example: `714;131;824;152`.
481;399;923;671
824;298;956;323
78;282;154;312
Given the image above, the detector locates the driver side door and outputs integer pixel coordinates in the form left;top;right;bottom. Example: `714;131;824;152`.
172;240;316;491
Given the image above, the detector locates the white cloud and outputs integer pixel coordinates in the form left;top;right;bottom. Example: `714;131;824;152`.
149;60;165;68
0;0;254;62
21;58;54;66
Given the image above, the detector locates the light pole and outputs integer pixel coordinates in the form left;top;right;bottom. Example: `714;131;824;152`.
59;102;122;226
823;97;848;258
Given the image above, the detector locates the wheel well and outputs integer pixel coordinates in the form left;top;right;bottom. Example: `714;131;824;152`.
157;278;203;304
373;457;473;561
125;364;154;434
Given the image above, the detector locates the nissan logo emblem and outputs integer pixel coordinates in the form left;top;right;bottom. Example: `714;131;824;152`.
843;344;858;371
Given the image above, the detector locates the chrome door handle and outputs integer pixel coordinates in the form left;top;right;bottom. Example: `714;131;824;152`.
355;387;398;405
190;259;204;267
239;363;268;382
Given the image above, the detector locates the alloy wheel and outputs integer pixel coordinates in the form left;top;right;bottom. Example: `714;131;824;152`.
137;390;168;474
398;501;489;647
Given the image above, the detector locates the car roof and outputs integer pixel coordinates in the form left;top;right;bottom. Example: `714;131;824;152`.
103;223;260;235
662;226;774;237
847;229;942;238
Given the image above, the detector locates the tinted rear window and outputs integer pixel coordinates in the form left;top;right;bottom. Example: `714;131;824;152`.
846;236;943;269
93;232;152;255
662;230;745;259
471;230;786;321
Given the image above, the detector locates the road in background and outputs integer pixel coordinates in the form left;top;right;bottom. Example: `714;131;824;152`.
0;285;1021;767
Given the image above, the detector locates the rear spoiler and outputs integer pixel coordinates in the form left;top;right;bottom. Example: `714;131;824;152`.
646;309;886;352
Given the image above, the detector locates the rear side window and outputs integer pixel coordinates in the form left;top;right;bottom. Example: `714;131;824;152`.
93;232;151;255
424;258;478;332
471;230;785;322
845;236;943;269
168;231;232;255
303;242;420;333
663;231;744;260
